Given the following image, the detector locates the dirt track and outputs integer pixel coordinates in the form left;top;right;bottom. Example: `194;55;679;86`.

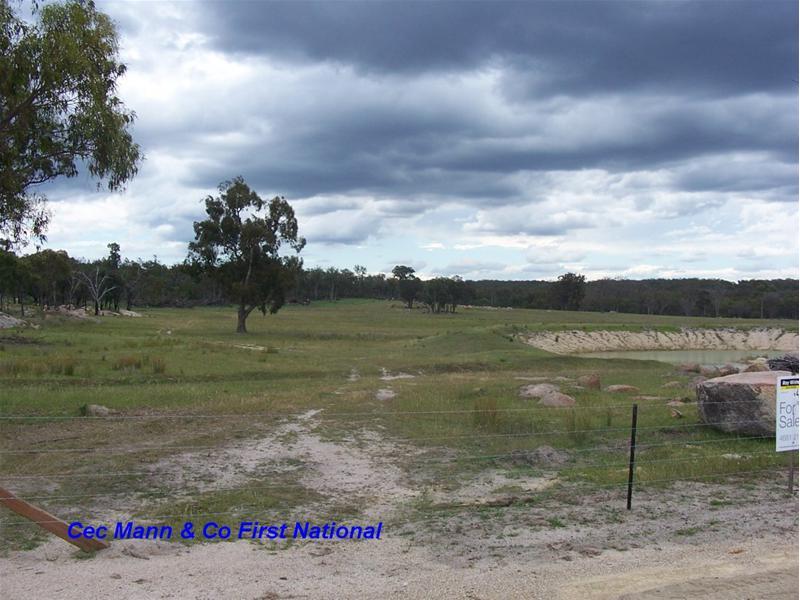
1;412;797;599
1;528;796;599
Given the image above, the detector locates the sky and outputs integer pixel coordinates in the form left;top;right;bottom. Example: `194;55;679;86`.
31;0;799;281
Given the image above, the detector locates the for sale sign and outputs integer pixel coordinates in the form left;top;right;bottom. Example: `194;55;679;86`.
776;376;799;452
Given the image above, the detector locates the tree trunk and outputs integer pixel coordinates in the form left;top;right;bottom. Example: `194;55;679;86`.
237;304;253;334
94;300;99;316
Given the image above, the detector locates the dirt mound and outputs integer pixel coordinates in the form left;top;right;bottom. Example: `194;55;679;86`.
520;328;797;354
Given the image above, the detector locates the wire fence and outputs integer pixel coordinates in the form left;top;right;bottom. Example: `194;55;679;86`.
1;401;797;535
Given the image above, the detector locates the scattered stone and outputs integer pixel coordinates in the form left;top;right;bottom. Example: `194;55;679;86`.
696;370;792;435
519;383;559;399
578;546;602;557
347;369;360;382
666;400;684;407
118;309;142;317
677;363;701;374
662;381;683;389
508;445;571;467
375;388;396;401
380;368;415;381
538;392;576;407
718;364;739;377
122;547;150;560
632;395;663;401
722;453;743;460
670;408;683;418
577;374;601;389
80;404;115;417
0;312;25;329
605;384;640;393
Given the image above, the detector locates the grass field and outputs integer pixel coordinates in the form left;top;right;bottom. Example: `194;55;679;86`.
0;300;795;552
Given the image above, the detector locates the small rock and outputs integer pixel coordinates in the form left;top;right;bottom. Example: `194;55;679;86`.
605;384;640;393
577;374;601;389
666;399;684;407
670;408;683;418
509;445;571;467
519;383;559;399
718;364;739;377
375;388;396;401
700;365;721;378
662;381;683;389
677;363;701;373
81;404;114;417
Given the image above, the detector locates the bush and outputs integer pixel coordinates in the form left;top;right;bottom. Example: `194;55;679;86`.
112;355;142;371
151;357;166;374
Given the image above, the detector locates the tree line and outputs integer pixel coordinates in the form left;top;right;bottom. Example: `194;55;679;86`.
1;245;796;321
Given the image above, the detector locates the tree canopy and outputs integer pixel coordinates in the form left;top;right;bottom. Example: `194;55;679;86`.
188;177;305;333
0;0;141;246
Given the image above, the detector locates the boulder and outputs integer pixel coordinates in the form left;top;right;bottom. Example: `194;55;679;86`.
696;371;792;435
577;374;601;390
538;392;576;407
699;365;721;378
690;375;708;389
0;312;25;329
718;364;739;377
744;362;769;373
605;384;640;393
767;354;799;374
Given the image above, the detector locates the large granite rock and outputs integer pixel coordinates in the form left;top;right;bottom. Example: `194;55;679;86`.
696;371;792;435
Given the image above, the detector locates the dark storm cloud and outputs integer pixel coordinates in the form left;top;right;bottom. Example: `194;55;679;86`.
102;0;797;219
202;1;797;95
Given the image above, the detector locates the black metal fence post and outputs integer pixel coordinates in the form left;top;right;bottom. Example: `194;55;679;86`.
626;403;638;510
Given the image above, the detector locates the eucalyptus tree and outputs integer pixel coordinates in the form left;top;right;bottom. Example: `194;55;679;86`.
188;177;305;333
0;0;142;246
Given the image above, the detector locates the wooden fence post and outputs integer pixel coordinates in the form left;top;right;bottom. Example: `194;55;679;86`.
0;486;109;552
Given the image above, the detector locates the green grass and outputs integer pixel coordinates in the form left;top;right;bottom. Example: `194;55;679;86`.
0;300;794;552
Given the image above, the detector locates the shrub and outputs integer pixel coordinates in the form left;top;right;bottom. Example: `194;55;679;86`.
151;357;166;374
112;355;142;371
